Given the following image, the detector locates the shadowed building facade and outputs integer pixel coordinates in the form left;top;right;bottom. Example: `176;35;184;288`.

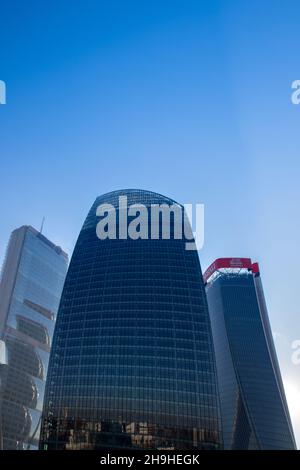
204;258;296;450
40;189;221;450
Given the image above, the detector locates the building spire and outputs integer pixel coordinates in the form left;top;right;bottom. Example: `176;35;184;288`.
40;216;45;234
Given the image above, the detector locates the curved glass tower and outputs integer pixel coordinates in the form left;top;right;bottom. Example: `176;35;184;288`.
40;189;221;450
204;258;296;450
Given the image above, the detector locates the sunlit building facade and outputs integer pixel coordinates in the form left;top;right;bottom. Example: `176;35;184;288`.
0;226;68;449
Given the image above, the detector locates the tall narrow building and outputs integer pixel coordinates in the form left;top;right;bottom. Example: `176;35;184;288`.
0;226;68;449
204;258;296;449
40;189;221;450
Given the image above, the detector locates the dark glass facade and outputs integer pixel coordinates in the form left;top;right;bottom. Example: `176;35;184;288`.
40;189;221;450
205;260;296;449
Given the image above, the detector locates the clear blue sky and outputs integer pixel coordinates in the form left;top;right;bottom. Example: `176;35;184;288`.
0;0;299;446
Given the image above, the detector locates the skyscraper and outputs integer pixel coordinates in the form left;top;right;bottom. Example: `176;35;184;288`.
0;226;68;449
40;189;221;450
204;258;296;449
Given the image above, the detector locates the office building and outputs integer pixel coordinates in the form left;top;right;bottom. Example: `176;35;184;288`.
40;189;221;450
204;258;296;449
0;226;68;449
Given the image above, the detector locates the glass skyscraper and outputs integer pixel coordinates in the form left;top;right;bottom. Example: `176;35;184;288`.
204;258;296;450
0;226;68;449
40;189;221;450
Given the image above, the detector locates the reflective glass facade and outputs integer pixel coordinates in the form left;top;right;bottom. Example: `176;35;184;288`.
205;266;296;449
0;226;68;449
40;189;221;450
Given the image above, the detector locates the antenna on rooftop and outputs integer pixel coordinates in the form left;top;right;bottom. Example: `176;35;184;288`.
40;216;45;234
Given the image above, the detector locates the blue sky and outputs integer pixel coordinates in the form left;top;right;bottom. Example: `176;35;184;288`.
0;0;300;446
